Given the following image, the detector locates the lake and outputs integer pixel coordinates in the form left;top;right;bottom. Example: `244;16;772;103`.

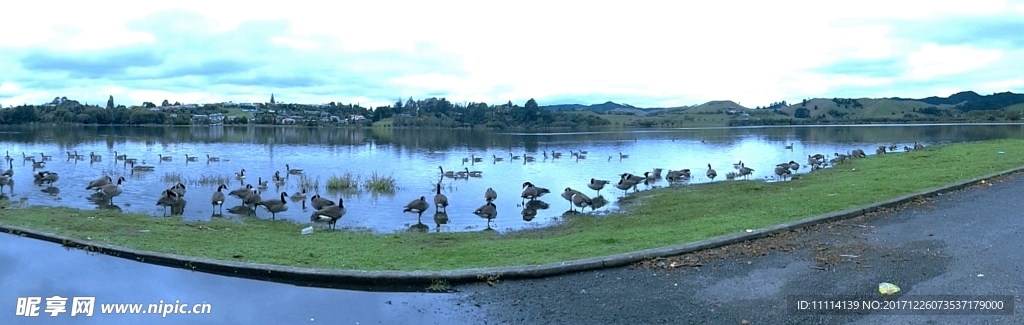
1;123;1022;233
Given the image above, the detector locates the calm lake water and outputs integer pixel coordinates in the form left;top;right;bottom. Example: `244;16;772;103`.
1;124;1022;233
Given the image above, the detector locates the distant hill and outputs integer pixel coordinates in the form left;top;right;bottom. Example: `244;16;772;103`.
541;91;1024;118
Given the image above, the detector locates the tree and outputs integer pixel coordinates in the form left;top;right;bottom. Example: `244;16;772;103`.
802;99;807;107
161;99;170;107
106;95;114;110
794;107;810;118
143;102;156;108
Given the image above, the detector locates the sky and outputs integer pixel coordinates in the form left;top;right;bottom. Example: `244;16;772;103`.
1;0;1023;109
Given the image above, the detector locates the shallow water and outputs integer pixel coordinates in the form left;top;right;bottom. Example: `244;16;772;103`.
0;232;477;325
1;123;1021;233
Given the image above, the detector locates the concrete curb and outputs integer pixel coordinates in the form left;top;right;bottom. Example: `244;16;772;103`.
3;165;1024;291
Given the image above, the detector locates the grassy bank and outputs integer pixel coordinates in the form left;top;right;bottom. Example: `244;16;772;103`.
2;139;1024;271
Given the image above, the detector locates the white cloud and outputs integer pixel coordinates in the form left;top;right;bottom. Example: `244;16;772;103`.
981;79;1024;91
0;1;1023;108
907;44;1003;79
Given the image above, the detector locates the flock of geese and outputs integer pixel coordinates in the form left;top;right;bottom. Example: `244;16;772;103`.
1;141;926;232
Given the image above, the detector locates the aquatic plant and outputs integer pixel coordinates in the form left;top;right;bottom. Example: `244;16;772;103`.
363;172;398;193
326;172;360;191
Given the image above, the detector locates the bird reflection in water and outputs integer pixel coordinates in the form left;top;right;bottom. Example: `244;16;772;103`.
407;222;429;233
521;200;549;222
227;205;256;217
433;210;449;233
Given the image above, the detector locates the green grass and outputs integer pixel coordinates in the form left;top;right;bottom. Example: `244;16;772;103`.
163;172;232;187
363;172;398;193
326;172;398;194
2;139;1024;271
326;172;360;191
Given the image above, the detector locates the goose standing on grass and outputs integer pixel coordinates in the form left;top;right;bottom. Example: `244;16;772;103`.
286;164;303;175
310;194;335;210
588;178;608;196
235;169;246;181
521;182;550;201
0;174;9;194
229;184;253;199
774;165;792;181
485;187;497;202
256;192;289;220
403;196;430;222
97;177;126;205
433;183;448;212
561;187;583;209
738;164;754;180
206;154;220;162
706;164;717;182
571;192;594;212
211;184;227;214
473;202;498;228
311;199;346;230
642;172;657;183
156;189;180;217
159;154;172;161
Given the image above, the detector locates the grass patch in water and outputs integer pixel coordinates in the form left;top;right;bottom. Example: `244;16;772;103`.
163;172;232;187
326;172;359;191
2;139;1024;271
363;172;398;194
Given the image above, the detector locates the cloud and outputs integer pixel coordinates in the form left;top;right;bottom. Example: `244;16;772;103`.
812;58;907;78
888;15;1024;49
20;48;164;79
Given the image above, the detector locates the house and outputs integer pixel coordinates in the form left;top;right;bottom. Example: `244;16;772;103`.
282;118;296;124
350;114;366;121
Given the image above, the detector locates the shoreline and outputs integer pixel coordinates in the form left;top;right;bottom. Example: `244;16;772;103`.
3;164;1022;291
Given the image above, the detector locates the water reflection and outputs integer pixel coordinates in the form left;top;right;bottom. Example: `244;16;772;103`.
0;124;1021;234
0;233;475;325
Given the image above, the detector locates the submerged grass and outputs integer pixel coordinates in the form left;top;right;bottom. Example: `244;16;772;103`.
326;172;398;194
3;139;1024;271
162;172;233;187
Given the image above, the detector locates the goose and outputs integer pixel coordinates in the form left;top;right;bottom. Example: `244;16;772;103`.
114;151;127;160
243;189;262;208
124;157;138;165
31;158;45;168
310;194;336;210
524;155;536;162
311;200;346;230
785;143;794;149
33;171;46;181
39;153;52;161
619;152;629;159
473;202;498;227
66;151;82;160
521;182;550;200
433;183;448;212
256;192;289;220
461;157;470;164
234;169;246;180
774;165;792;181
492;155;504;162
614;179;637;194
185;154;198;162
706;164;717;182
807;155;821;166
666;169;692;182
403;196;430;222
438;166;455;177
588;178;608;195
285;164;303;175
159;154;172;161
272;171;286;185
289;188;308;201
86;178;114;193
170;182;186;197
129;161;155;171
738;164;754;180
561;187;582;209
4;151;10;161
642;172;657;182
0;175;9;194
914;142;924;150
211;184;227;214
578;150;589;155
471;155;483;162
850;149;866;158
206;154;220;162
510;153;521;160
733;160;744;169
256;177;268;190
2;159;12;177
39;171;59;187
551;151;563;158
788;160;800;171
620;173;645;184
229;184;253;199
156;189;180;217
97;177;126;205
465;167;482;177
485;187;497;202
454;168;469;177
89;152;101;162
810;153;826;161
571;192;594;211
652;168;663;178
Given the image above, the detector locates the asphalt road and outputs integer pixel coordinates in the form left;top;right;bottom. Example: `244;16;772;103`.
453;172;1024;325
